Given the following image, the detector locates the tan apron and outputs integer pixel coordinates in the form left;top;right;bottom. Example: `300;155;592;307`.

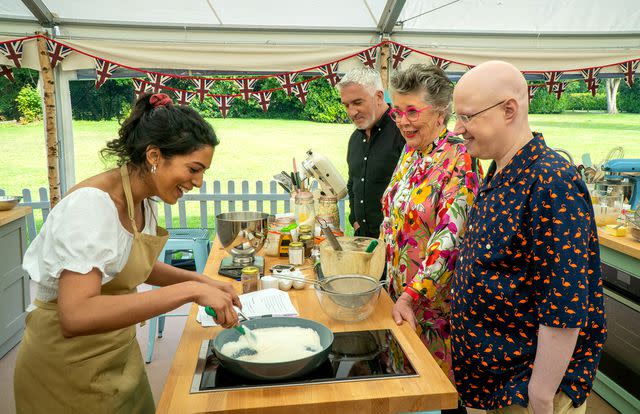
14;165;168;414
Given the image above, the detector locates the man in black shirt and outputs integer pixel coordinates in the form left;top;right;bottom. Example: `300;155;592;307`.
337;68;405;237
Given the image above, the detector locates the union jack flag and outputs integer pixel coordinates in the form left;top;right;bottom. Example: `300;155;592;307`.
276;73;298;96
619;60;638;87
430;56;450;70
46;40;73;69
174;90;196;106
213;96;235;118
0;40;23;68
390;43;412;69
235;78;258;101
0;65;14;82
252;91;272;112
552;82;567;100
357;48;378;69
146;73;172;93
94;58;119;89
527;85;540;103
293;81;310;105
318;62;341;87
132;79;152;98
580;68;601;96
543;72;563;94
464;64;475;71
191;78;215;103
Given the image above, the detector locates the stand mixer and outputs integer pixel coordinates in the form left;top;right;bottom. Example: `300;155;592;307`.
300;149;347;199
216;212;269;280
602;159;640;210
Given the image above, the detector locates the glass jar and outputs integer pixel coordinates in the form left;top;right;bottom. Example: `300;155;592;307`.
317;195;340;230
298;224;313;238
294;191;316;228
279;229;291;257
300;234;313;258
240;266;260;293
288;242;305;265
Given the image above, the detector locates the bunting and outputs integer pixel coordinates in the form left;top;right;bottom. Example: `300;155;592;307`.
174;90;196;106
46;40;73;69
580;68;601;96
619;60;638;87
0;40;23;68
192;78;214;103
132;78;151;98
94;58;119;88
552;82;567;100
357;48;378;69
431;56;450;70
318;62;341;87
0;65;14;81
235;78;258;101
276;73;298;96
527;85;540;103
390;43;412;69
213;96;235;118
252;91;272;112
293;81;310;105
146;73;172;93
543;71;563;94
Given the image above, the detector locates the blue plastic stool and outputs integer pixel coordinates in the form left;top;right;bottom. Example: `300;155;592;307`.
145;228;211;363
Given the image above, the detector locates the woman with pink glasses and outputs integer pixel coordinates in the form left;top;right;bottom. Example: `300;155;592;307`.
381;64;481;397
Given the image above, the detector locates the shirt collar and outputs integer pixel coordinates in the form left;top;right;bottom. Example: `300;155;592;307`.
481;132;546;192
415;127;450;157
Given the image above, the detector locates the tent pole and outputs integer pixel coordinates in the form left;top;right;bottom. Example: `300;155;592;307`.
379;38;390;90
35;33;62;208
54;68;77;191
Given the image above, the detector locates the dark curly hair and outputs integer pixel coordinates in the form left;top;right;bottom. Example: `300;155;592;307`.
101;93;219;169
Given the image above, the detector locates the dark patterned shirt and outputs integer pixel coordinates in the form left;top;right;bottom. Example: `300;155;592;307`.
451;133;607;410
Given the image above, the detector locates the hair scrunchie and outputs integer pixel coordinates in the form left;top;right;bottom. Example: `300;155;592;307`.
150;93;173;108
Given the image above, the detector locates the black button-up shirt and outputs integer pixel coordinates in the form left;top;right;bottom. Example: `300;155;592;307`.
347;107;405;237
451;133;607;410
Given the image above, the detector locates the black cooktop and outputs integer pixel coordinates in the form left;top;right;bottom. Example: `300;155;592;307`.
191;329;418;393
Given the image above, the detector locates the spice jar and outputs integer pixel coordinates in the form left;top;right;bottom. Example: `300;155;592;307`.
279;229;292;257
318;195;340;230
300;234;313;258
298;224;313;238
240;266;260;293
294;191;316;227
288;242;305;266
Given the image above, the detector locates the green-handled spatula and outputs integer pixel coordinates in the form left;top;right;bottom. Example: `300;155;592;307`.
204;306;255;340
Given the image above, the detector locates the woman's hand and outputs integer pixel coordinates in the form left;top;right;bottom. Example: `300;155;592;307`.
206;279;242;308
392;292;417;329
195;283;238;328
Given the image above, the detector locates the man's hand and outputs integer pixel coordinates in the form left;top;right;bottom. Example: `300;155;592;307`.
391;292;417;329
353;221;360;231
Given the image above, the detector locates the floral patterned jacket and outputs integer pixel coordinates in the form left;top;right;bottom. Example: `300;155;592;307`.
381;128;480;379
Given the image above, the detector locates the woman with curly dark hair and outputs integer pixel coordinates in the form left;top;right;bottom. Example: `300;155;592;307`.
14;93;239;414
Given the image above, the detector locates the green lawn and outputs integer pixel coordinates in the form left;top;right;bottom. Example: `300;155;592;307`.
1;113;638;231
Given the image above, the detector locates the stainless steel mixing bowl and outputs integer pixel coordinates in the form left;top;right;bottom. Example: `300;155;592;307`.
0;196;22;211
216;212;269;262
314;274;383;322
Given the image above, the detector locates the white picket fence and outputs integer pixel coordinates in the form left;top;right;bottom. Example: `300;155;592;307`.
1;181;347;243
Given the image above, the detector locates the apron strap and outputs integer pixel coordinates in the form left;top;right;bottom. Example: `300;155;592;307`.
119;165;139;235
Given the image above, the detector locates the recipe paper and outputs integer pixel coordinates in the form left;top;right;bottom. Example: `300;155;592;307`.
196;288;299;327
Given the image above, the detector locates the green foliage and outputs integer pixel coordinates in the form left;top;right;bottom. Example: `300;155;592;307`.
529;87;567;114
70;78;134;121
302;77;348;123
618;81;640;113
15;85;42;123
564;93;607;111
0;68;38;121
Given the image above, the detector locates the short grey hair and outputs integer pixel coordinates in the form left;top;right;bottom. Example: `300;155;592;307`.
336;67;384;96
390;64;453;124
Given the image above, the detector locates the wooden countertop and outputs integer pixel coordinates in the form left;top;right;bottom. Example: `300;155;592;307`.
157;239;458;414
0;206;32;227
598;228;640;260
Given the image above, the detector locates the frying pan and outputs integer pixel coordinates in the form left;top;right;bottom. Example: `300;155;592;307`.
212;317;334;381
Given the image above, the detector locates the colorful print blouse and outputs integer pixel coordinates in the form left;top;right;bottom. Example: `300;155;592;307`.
381;128;480;380
450;133;607;410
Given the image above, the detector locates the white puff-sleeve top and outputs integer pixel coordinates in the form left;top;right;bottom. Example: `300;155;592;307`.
23;187;158;304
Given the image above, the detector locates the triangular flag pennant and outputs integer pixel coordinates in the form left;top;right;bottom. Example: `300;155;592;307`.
251;91;272;112
527;85;540;103
465;65;475;71
276;73;298;96
552;82;567;100
618;60;639;88
318;63;341;87
132;79;152;98
293;81;310;105
146;73;172;93
0;40;24;68
430;56;450;70
234;78;258;101
0;65;14;81
543;71;563;94
191;79;215;103
357;47;379;69
46;40;73;69
213;96;235;118
174;90;196;106
94;58;119;89
390;43;412;69
580;68;601;97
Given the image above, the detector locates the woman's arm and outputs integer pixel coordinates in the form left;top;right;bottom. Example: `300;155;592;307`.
57;268;239;337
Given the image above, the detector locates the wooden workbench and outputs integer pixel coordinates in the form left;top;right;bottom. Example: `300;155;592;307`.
157;238;458;413
597;229;640;260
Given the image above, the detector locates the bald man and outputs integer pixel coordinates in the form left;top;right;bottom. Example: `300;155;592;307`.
449;61;606;414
